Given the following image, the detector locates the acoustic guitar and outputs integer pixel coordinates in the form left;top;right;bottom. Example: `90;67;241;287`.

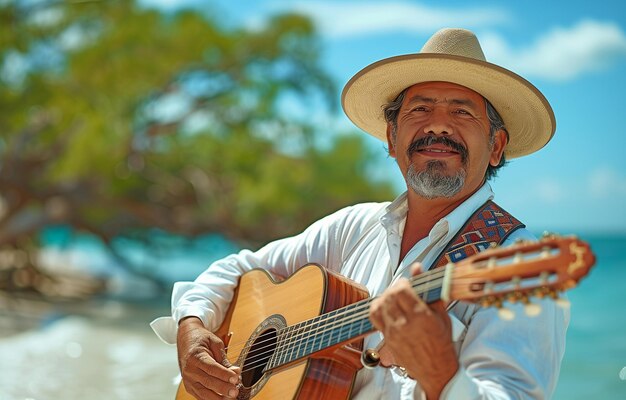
176;235;595;400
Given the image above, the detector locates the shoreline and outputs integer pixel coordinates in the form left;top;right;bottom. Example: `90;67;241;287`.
0;303;179;400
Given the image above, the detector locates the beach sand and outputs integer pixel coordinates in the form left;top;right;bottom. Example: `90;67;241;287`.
0;300;179;400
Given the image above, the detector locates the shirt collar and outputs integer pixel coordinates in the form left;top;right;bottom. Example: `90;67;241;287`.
380;182;495;241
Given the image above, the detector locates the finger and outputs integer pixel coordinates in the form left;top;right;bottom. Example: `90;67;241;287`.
229;365;242;377
203;341;241;385
395;288;430;317
381;301;404;327
192;372;239;400
410;262;423;276
380;290;403;320
390;281;420;308
369;298;386;330
383;279;429;319
371;278;420;330
389;277;412;291
207;335;228;364
188;380;233;400
196;353;241;390
183;352;240;399
384;296;418;330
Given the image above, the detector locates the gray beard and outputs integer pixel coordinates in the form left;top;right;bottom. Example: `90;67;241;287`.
407;160;466;199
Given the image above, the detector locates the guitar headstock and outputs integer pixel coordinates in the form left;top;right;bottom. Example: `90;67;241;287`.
448;234;596;319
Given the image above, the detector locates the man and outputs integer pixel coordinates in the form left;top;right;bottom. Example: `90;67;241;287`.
152;28;568;399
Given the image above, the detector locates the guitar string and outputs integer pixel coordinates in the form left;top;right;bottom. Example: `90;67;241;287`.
235;275;447;374
222;268;448;357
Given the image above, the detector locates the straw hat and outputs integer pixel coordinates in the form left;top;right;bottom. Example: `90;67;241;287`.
341;28;555;159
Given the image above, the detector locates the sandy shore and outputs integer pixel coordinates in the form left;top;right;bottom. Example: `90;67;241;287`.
0;300;180;400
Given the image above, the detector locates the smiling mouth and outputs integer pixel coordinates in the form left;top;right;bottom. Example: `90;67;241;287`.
407;136;469;164
417;147;460;156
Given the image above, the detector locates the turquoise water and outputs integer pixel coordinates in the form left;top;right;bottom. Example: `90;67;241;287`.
553;234;626;399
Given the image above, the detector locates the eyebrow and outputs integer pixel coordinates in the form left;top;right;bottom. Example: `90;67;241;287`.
406;95;478;109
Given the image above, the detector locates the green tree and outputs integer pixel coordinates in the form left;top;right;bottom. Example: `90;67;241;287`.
0;1;394;292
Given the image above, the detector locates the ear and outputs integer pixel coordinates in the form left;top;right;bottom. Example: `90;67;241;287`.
386;123;397;158
489;129;507;166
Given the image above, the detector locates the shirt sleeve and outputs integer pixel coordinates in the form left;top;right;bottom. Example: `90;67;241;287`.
150;204;368;344
436;228;570;399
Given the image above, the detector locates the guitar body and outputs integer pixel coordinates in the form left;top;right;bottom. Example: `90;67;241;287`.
176;263;370;400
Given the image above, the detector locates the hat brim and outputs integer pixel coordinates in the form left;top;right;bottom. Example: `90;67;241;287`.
341;54;556;159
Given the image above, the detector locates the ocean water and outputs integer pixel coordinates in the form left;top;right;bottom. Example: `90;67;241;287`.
0;233;624;399
552;234;626;399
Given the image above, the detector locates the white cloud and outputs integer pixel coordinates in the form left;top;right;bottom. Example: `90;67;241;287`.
534;179;566;204
261;1;509;38
587;166;626;199
528;167;626;204
480;20;626;81
262;2;626;81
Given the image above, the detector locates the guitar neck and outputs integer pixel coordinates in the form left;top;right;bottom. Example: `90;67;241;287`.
266;268;445;370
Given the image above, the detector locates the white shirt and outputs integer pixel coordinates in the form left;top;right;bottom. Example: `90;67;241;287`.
151;183;569;399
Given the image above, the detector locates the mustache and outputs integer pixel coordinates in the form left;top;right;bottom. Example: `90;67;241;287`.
407;135;468;163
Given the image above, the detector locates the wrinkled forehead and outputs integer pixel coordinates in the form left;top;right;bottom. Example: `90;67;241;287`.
402;81;487;107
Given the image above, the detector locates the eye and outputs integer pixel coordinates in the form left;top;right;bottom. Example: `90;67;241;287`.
454;108;473;116
411;105;429;112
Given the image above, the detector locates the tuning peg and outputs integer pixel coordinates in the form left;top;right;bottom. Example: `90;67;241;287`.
490;298;514;321
549;290;571;309
524;303;542;317
532;287;547;299
541;231;560;239
519;294;542;317
506;292;520;304
480;296;494;308
497;305;515;321
555;297;571;309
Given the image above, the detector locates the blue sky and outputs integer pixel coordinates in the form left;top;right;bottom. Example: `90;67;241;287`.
144;0;626;234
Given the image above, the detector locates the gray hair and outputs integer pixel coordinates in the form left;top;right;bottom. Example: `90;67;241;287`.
383;88;508;180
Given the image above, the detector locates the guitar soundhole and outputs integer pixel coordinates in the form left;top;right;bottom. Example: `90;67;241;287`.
241;328;277;388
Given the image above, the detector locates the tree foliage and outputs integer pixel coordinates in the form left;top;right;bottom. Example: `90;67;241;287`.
0;1;394;286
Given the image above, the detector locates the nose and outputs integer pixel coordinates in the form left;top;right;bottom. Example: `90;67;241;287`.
423;108;453;135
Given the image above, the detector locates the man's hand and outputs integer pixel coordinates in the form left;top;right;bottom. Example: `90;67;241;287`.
369;264;459;400
177;317;241;400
